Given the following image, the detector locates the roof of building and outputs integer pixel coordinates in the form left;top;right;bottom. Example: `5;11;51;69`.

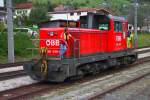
15;2;33;9
0;7;6;14
54;5;74;12
0;7;6;10
48;8;112;15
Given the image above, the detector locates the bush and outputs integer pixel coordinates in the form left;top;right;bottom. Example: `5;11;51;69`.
14;33;35;57
0;32;37;57
0;32;7;56
0;22;5;32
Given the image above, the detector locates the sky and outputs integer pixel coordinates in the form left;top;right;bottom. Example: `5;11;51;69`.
0;0;4;7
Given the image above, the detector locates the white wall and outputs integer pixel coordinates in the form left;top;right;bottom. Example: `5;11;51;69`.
50;12;87;21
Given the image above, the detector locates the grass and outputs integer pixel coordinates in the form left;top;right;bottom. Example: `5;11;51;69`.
0;56;33;63
138;33;150;48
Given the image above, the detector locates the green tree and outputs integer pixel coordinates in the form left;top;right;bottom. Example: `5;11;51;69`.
47;1;54;12
29;7;48;24
0;22;5;32
29;0;53;11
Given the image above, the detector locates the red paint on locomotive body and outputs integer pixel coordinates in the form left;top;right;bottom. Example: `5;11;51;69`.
39;14;130;59
67;28;107;56
40;28;64;57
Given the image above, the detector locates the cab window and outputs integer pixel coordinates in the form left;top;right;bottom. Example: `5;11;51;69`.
80;16;88;28
99;23;109;30
80;15;110;30
93;15;110;30
114;21;122;32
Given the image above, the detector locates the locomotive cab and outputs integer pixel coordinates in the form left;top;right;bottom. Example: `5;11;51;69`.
80;13;133;51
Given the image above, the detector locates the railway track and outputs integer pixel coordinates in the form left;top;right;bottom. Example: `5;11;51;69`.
0;61;30;69
0;70;26;81
0;56;149;100
0;46;149;99
88;69;150;100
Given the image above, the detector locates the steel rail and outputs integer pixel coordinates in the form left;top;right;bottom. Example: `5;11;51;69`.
0;61;30;69
88;71;150;100
0;70;27;81
138;49;150;54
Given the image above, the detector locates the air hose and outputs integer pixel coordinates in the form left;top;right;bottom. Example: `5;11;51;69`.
40;48;48;77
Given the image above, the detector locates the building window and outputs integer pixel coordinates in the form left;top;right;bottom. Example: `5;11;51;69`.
77;12;81;15
70;12;74;16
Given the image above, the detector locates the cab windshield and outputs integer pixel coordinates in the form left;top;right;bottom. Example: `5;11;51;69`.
80;14;110;30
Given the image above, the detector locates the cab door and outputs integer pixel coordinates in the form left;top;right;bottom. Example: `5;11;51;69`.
114;21;125;51
122;22;128;49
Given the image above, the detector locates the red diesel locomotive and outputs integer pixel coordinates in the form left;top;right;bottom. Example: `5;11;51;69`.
24;13;137;82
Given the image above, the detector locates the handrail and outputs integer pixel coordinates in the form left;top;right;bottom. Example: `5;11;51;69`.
26;38;81;59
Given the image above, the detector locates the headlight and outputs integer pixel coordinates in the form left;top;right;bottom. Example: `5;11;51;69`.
48;32;54;36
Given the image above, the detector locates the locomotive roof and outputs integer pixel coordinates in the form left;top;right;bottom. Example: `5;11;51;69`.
83;12;127;22
39;19;77;24
108;14;127;22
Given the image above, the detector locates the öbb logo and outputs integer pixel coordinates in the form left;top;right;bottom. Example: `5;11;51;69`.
46;39;60;46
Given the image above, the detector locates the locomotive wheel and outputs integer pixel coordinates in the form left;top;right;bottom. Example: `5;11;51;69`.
91;63;100;75
77;68;84;78
100;63;108;70
29;71;46;81
84;64;95;75
66;69;84;81
128;56;137;64
30;74;41;80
